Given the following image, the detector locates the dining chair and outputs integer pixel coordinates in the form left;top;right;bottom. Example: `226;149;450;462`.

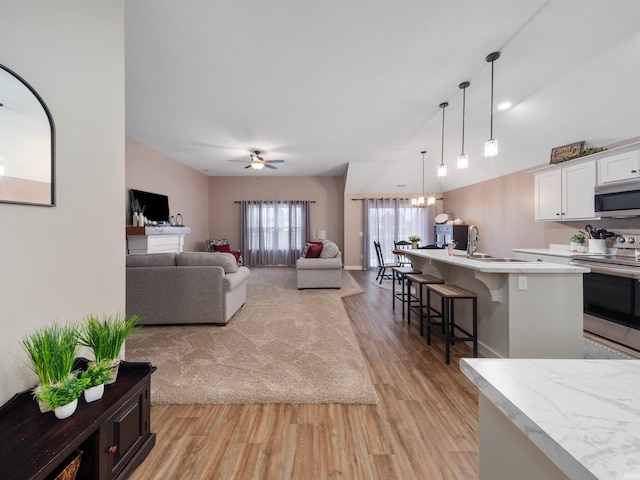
393;240;412;266
374;241;395;284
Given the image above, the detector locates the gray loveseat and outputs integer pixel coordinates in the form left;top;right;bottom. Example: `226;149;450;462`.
296;239;342;289
126;252;250;325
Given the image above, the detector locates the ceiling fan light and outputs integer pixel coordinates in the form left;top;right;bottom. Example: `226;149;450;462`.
484;138;499;157
457;153;468;169
251;162;264;170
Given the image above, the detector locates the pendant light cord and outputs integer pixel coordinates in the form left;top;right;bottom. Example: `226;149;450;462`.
439;102;448;166
489;60;494;139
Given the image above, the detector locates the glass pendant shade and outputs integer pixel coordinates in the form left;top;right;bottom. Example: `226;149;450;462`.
457;153;468;169
437;163;447;177
427;196;436;206
484;139;499;157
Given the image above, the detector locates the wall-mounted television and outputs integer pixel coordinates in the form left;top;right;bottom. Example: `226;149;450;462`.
130;189;170;223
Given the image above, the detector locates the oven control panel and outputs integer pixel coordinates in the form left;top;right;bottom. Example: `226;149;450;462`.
614;235;640;247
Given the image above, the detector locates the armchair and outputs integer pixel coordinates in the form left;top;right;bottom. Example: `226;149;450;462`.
206;238;243;265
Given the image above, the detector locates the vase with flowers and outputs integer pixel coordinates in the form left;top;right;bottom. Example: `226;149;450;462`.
408;235;421;249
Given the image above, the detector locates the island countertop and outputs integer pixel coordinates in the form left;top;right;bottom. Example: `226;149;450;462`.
461;358;640;480
404;248;589;274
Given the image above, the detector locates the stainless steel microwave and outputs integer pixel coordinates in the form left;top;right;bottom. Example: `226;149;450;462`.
594;178;640;217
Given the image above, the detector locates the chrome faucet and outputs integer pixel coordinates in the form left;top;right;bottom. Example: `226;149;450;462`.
467;225;480;257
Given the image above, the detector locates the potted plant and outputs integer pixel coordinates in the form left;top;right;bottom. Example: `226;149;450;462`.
570;233;587;252
21;324;79;413
408;235;421;249
78;314;139;384
80;359;113;402
35;371;85;419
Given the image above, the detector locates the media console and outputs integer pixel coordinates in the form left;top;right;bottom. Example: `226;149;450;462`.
0;360;156;480
126;226;191;254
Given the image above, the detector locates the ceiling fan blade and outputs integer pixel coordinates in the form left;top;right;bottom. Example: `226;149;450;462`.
244;164;252;169
264;164;277;169
228;159;251;163
265;160;285;163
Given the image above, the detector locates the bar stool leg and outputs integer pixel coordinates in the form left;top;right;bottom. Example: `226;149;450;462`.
444;297;451;364
426;287;432;345
418;282;424;337
473;297;478;357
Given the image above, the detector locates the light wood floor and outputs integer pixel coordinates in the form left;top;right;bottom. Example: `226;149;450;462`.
129;270;480;480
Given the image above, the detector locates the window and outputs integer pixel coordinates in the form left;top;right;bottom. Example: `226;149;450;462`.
241;201;310;266
364;198;433;267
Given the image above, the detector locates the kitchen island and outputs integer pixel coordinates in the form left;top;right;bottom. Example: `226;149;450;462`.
461;358;640;480
403;249;589;358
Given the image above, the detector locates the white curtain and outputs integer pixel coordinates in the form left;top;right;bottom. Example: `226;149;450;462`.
240;201;311;266
363;198;434;268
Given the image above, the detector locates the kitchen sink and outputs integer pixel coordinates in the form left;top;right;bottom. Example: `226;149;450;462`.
470;253;493;259
475;257;529;262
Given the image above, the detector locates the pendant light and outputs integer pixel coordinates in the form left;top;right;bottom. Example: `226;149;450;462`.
437;102;448;177
484;51;501;157
457;81;470;169
412;150;427;207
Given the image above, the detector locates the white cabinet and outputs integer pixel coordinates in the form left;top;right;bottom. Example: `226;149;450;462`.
534;161;596;221
597;149;640;184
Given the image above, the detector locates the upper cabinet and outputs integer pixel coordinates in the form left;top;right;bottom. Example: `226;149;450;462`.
597;150;640;184
534;161;597;221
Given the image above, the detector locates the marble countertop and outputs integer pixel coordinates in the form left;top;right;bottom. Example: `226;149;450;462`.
403;249;589;274
513;248;590;258
461;358;640;480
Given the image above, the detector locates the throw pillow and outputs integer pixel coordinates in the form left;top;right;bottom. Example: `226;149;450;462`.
213;243;232;253
319;240;339;259
301;240;322;258
306;243;323;258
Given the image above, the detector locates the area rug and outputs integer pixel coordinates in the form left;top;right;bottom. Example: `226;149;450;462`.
125;268;378;405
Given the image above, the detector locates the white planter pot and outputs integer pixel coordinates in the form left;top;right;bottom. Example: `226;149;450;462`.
84;383;105;403
54;399;78;420
105;359;121;385
411;242;418;249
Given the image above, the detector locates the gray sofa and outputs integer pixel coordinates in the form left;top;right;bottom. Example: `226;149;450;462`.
296;239;342;289
126;252;250;325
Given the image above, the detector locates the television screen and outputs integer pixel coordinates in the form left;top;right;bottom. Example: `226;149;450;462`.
130;189;170;223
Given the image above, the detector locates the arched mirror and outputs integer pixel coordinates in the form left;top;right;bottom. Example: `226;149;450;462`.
0;64;55;206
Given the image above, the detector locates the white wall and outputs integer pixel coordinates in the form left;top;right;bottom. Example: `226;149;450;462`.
0;1;125;404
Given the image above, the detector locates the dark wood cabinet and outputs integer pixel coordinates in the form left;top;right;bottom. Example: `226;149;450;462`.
0;360;156;480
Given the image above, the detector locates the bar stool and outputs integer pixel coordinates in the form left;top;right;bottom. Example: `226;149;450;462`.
426;283;478;364
405;273;444;333
391;266;422;319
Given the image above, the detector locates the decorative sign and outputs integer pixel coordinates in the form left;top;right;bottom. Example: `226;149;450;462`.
550;141;585;164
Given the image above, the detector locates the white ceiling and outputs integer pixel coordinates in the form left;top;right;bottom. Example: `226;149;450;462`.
125;1;640;195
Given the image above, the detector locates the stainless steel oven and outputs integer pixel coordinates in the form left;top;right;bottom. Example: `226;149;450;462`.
571;230;640;351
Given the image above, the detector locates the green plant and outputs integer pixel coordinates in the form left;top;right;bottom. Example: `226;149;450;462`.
80;359;113;388
35;372;84;409
78;314;139;362
21;324;79;386
408;235;421;243
571;234;586;244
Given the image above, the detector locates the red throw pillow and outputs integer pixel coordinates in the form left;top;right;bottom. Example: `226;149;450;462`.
213;244;232;253
306;243;323;258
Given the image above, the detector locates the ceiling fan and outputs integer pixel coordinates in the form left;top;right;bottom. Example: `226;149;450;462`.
230;150;285;170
